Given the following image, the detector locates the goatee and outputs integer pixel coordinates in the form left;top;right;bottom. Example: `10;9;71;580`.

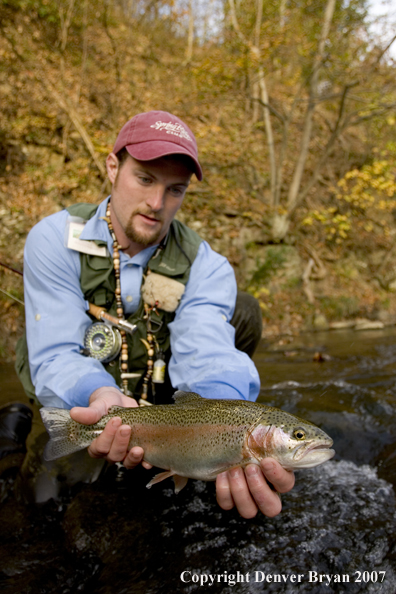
124;211;163;246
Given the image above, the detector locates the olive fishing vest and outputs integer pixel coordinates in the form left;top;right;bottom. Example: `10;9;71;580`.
15;202;202;404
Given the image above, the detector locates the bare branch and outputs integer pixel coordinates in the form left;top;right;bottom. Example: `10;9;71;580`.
185;0;194;63
102;1;122;84
251;97;285;123
1;25;106;179
228;0;248;46
302;259;316;305
39;74;106;178
254;0;263;48
59;0;76;53
372;33;396;67
286;0;336;212
292;82;357;211
279;0;287;29
228;0;277;205
343;103;396;128
258;68;276;200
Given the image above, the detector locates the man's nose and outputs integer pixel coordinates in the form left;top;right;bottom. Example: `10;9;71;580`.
146;185;165;211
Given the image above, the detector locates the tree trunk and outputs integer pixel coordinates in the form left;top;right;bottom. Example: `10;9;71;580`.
185;0;194;62
286;0;337;214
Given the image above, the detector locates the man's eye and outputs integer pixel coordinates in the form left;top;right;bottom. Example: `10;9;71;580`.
170;187;183;196
139;176;152;184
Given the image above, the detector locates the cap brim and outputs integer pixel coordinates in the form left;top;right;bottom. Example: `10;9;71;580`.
125;141;203;181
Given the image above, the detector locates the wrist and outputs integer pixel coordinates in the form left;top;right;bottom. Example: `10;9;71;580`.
89;385;124;404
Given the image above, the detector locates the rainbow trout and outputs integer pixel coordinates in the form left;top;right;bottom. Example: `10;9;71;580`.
40;391;334;493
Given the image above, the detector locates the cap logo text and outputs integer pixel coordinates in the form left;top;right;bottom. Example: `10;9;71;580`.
150;121;192;142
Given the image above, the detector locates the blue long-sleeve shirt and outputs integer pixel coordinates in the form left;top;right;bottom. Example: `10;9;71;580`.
23;198;260;408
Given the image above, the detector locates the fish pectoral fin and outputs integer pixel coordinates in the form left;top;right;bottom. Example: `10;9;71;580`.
146;471;189;494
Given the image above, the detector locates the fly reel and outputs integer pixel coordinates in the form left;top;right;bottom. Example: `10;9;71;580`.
83;322;122;363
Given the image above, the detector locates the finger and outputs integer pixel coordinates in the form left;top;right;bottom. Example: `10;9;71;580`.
226;467;258;519
106;425;132;463
244;464;282;518
88;417;122;458
216;472;235;511
123;446;145;469
260;459;295;493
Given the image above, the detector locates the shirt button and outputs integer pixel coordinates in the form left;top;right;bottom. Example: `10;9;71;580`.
35;314;41;321
126;295;133;303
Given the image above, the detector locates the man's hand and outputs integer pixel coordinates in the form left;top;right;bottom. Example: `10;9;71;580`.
70;386;152;470
216;459;295;518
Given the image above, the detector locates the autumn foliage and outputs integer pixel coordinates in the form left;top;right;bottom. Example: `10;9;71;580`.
1;0;396;357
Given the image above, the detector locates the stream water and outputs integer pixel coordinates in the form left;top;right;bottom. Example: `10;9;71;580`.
1;328;396;594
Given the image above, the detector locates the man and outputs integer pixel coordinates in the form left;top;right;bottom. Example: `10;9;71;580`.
17;110;294;517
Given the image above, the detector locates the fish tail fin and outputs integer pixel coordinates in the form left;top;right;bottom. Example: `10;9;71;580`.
40;407;88;461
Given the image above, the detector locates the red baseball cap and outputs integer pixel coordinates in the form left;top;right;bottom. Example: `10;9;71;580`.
112;111;203;181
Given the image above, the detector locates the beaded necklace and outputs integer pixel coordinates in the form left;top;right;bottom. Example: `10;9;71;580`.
105;202;130;395
104;201;156;405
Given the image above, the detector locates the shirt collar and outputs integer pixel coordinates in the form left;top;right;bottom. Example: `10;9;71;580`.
78;198;110;244
78;197;160;266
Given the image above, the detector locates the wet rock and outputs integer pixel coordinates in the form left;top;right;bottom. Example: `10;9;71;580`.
313;313;329;330
329;321;356;330
376;309;396;325
354;319;385;331
244;245;303;288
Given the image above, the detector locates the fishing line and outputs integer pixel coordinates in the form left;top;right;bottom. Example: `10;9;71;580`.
0;261;25;305
0;261;23;276
0;287;24;306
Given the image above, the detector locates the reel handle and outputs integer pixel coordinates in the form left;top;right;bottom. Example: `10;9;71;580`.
87;303;137;335
88;302;118;325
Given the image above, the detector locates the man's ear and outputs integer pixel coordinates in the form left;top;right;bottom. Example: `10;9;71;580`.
106;153;119;184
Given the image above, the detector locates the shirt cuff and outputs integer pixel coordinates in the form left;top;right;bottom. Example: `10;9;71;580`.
177;371;260;402
63;371;119;408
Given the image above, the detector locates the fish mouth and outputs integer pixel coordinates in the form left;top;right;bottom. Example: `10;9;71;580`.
292;441;335;468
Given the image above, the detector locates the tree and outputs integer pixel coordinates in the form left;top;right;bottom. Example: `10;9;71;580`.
226;0;396;240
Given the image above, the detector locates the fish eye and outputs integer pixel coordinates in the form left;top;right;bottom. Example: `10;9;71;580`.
293;428;306;440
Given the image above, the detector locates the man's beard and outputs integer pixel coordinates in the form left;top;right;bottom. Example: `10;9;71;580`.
124;210;164;246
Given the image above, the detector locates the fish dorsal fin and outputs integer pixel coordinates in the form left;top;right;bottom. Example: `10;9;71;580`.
172;390;203;405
